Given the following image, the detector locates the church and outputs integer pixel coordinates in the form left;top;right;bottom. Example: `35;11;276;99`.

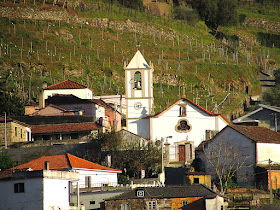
125;51;230;167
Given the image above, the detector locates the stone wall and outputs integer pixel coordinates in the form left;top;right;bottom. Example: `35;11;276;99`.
0;121;29;147
245;18;280;34
0;5;183;41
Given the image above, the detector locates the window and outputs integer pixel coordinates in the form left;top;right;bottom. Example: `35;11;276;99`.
85;176;91;188
15;127;17;137
182;200;188;208
194;178;199;184
42;135;50;140
179;105;187;117
70;133;79;140
189;144;193;159
27;131;31;141
121;203;130;210
14;183;24;193
56;134;62;140
134;71;142;90
21;129;22;138
175;119;192;133
89;201;95;205
147;201;156;210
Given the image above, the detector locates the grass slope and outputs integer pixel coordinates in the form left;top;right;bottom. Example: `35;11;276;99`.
1;0;278;118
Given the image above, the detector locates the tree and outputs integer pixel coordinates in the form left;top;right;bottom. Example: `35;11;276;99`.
262;69;280;106
111;141;161;178
189;0;238;31
202;138;250;194
0;92;25;116
0;150;14;170
77;131;162;179
117;0;144;11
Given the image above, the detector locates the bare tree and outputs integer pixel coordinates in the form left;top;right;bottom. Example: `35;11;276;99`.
202;138;250;195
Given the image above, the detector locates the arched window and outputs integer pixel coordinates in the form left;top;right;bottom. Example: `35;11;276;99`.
134;71;142;90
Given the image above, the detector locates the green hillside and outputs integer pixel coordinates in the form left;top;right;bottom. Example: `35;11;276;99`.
0;0;279;118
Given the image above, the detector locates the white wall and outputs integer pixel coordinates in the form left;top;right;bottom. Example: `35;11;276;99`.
43;178;72;210
127;118;150;139
198;127;256;188
44;88;92;100
150;101;227;147
127;99;151;119
205;195;224;210
0;178;71;210
0;178;44;210
126;71;132;98
75;169;119;188
256;143;280;164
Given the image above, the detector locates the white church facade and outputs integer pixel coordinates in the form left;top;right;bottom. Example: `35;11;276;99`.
125;51;229;167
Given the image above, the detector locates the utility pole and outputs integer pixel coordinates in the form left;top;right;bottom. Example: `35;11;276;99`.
161;136;172;173
274;114;277;132
161;137;164;173
114;103;117;130
77;181;80;210
4;112;7;149
269;159;273;204
119;95;122;116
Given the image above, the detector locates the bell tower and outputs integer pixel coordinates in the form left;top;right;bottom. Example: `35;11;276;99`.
124;50;153;138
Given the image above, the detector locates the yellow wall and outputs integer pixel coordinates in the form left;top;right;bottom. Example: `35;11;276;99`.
188;175;211;188
172;197;203;210
269;171;280;190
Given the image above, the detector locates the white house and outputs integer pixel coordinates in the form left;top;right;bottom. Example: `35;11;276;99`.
0;169;79;210
12;153;122;188
196;125;280;188
124;51;229;167
148;98;229;166
39;79;93;108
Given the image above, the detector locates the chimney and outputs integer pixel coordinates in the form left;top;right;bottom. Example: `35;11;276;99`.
205;130;212;140
42;82;48;89
44;161;49;170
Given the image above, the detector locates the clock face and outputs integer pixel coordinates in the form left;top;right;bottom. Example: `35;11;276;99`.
134;102;142;110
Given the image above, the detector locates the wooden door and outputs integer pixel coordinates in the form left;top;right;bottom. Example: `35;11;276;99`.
179;145;186;162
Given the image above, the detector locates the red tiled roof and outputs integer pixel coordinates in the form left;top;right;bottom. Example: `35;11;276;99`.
12;153;121;172
67;153;121;172
31;123;99;134
231;125;280;144
43;79;88;90
0;169;13;180
196;125;280;151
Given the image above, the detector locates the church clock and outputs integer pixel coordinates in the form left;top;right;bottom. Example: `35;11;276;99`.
134;102;142;110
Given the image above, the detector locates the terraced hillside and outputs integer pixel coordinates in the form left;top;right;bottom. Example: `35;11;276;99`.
0;0;279;119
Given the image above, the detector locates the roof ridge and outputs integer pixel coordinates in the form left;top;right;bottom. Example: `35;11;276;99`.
43;79;88;90
66;153;73;168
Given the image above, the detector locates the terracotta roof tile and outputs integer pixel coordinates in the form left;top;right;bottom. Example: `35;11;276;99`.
12;154;121;172
31;123;100;134
43;79;88;90
196;125;280;151
13;154;70;170
67;154;121;172
231;125;280;143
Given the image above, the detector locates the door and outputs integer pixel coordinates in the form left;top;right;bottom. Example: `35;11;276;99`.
179;145;186;162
